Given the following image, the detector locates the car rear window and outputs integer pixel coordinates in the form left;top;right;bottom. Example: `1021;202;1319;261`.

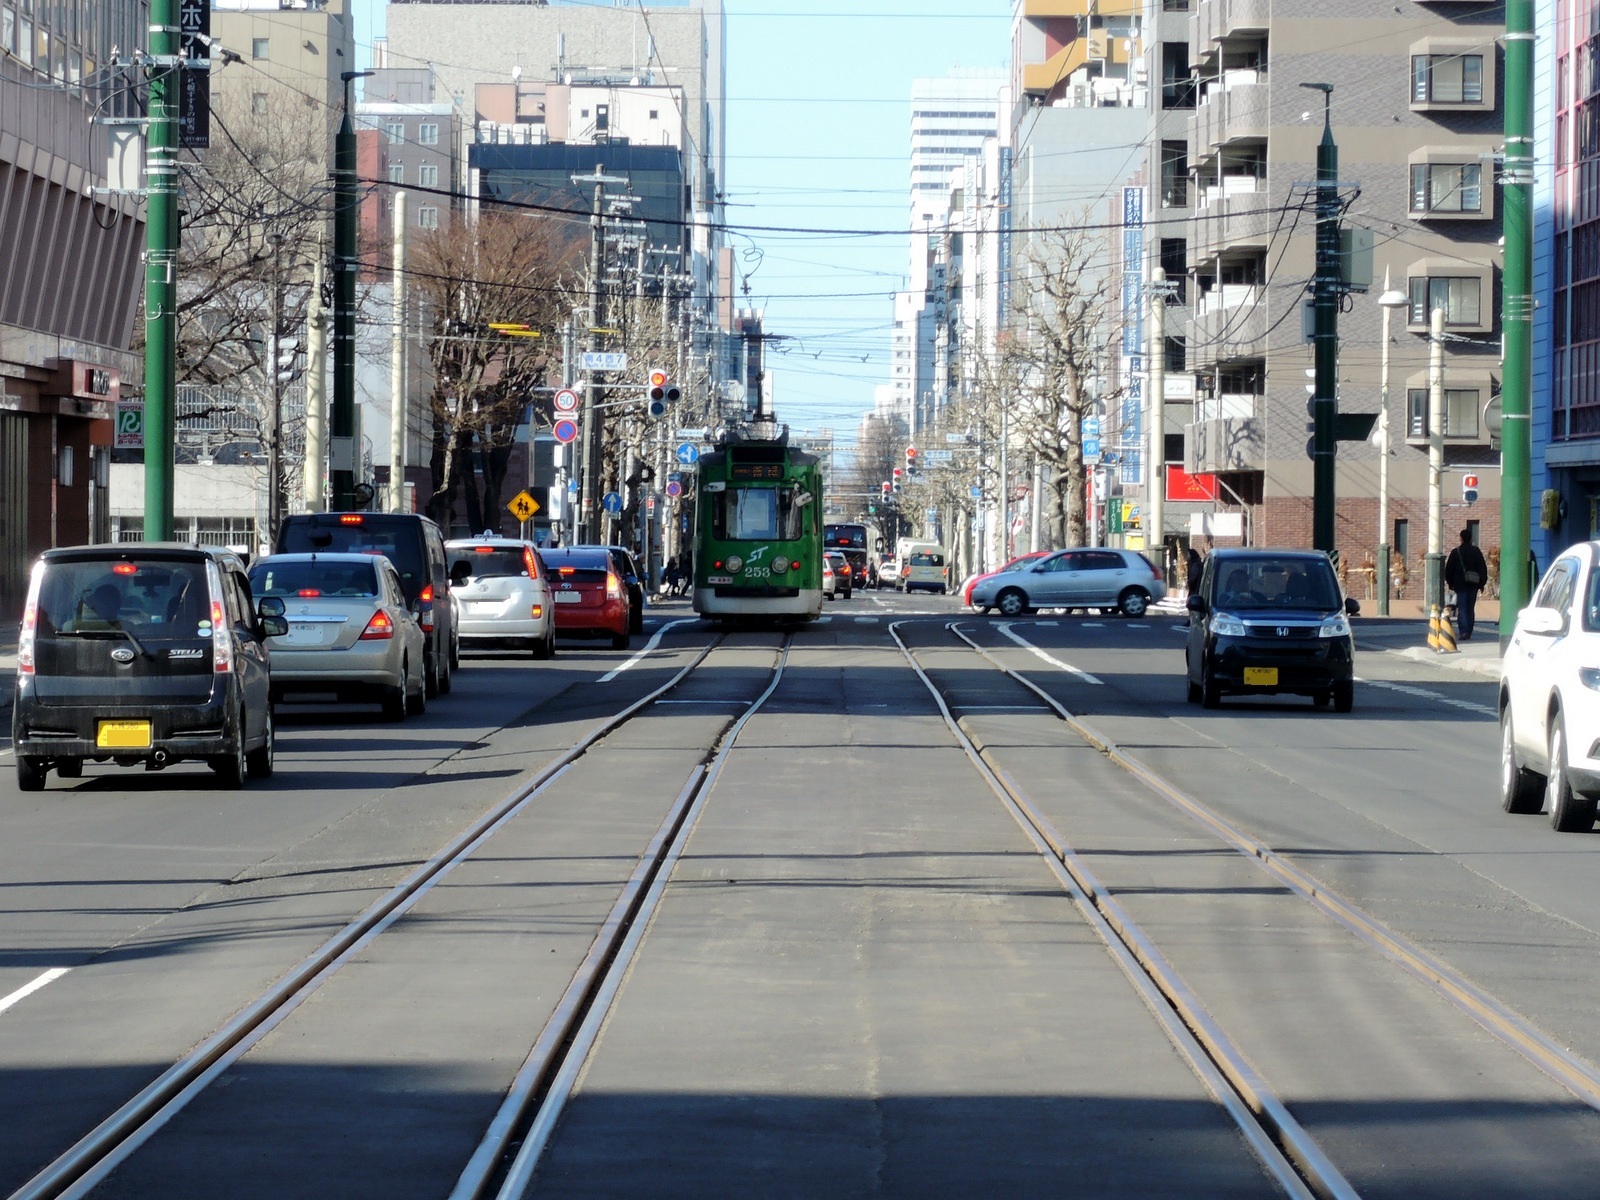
35;559;211;639
449;547;534;579
278;517;425;595
910;552;945;567
250;559;379;598
1213;559;1341;610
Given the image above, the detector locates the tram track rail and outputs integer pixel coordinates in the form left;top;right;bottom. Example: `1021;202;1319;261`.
9;630;792;1200
937;620;1600;1117
889;620;1352;1200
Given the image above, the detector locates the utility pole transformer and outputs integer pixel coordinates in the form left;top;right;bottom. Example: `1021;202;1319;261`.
1501;0;1535;642
143;0;181;541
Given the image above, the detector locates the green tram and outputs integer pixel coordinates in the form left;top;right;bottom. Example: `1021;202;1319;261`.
691;434;824;622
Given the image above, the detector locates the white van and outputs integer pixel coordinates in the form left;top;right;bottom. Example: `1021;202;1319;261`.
901;544;950;595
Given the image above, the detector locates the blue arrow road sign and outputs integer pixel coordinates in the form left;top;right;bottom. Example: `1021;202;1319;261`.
675;443;700;465
602;491;624;515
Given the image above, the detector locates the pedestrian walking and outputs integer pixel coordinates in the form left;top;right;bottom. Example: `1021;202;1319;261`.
1444;528;1490;640
664;557;682;597
677;551;693;595
1185;545;1204;596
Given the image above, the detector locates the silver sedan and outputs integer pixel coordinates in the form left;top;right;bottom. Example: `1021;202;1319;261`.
248;553;427;720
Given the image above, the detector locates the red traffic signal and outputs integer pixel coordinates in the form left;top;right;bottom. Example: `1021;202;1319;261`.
648;369;682;405
881;481;891;495
892;467;903;478
1462;473;1479;490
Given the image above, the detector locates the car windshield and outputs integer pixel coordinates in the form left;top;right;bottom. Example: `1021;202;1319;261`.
449;548;529;579
250;559;378;598
1213;559;1341;610
36;559;210;639
714;488;804;541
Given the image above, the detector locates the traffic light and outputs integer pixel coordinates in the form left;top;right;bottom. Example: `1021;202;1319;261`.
892;467;903;493
881;481;892;500
1463;472;1480;506
905;446;918;475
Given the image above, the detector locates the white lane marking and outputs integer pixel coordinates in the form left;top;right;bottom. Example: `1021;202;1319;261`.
1356;677;1497;717
654;699;750;706
0;968;69;1015
854;617;878;624
1035;621;1059;627
1083;622;1106;628
954;705;1044;712
598;619;699;684
996;623;1104;685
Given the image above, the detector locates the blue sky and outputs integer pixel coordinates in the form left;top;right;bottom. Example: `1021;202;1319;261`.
349;0;1012;445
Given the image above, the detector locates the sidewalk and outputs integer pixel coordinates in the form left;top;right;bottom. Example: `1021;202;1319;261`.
1353;616;1503;680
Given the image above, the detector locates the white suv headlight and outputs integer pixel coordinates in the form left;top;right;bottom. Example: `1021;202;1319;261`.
1318;614;1351;638
1210;612;1247;637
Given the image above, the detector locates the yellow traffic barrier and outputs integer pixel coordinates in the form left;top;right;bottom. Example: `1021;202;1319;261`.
1428;605;1440;650
1436;606;1458;654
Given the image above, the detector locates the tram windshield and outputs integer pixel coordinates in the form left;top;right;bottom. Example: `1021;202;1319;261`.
715;487;805;542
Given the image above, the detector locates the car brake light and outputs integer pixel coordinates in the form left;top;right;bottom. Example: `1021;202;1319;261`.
211;597;233;673
360;610;395;640
475;546;495;554
340;514;364;526
418;583;435;631
606;572;623;601
523;548;540;579
559;566;575;576
17;595;37;676
113;563;138;576
531;604;543;619
297;589;321;597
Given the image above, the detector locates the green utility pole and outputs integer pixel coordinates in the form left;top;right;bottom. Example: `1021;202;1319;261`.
143;0;180;541
1303;83;1338;555
332;71;372;510
1501;0;1535;644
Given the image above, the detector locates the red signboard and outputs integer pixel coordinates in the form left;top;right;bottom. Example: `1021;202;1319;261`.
1166;465;1219;502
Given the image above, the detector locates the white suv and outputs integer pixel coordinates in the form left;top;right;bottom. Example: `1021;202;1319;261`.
1501;540;1600;831
446;538;556;660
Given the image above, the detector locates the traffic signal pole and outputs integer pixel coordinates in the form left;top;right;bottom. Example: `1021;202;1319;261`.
1303;83;1339;555
332;71;371;511
143;0;180;541
1501;0;1535;643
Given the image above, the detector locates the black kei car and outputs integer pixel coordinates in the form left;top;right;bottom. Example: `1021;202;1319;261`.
11;544;287;791
1184;548;1359;712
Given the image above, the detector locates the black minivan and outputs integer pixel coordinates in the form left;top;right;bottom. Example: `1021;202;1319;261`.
12;544;286;790
1185;548;1359;712
276;512;458;696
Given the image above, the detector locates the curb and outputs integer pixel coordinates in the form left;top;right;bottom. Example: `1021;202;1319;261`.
1390;644;1502;680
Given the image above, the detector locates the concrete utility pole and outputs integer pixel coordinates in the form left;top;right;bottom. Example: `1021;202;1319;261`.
143;0;181;541
1426;306;1446;610
572;164;628;544
1147;267;1176;566
389;191;408;513
1501;0;1535;642
1302;82;1339;555
332;70;373;510
265;230;285;544
303;252;328;513
1375;270;1409;615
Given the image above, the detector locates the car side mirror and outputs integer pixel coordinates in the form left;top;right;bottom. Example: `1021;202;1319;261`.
1521;606;1566;637
1186;594;1207;614
260;615;289;638
1345;597;1360;617
258;596;286;618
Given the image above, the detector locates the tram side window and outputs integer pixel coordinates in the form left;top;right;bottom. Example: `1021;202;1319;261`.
715;488;803;541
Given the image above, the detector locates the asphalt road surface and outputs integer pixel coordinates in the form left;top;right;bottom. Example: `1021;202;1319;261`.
5;591;1600;1198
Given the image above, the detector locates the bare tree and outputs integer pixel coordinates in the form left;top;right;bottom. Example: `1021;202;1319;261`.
846;414;904;522
1009;226;1123;548
409;210;583;533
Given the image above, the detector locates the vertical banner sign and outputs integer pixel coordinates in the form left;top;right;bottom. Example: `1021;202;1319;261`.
178;0;210;150
998;146;1014;319
1120;186;1146;488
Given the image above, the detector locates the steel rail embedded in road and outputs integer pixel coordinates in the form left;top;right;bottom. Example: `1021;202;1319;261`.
889;621;1349;1200
946;620;1600;1118
486;639;796;1200
11;631;736;1200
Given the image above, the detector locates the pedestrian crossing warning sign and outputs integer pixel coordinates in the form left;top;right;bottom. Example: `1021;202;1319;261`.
508;490;540;521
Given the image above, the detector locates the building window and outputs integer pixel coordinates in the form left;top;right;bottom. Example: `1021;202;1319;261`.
1407;387;1482;438
418;123;438;145
1394;519;1409;563
649;109;659;119
1411;52;1484;105
251;36;268;60
1160;142;1189;207
1410;161;1483;216
418;163;437;188
1408;274;1482;327
388;162;404;184
252;92;268;115
418;206;439;230
1161;43;1196;110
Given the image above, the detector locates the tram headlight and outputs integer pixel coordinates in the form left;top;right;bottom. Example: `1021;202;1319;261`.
726;555;744;573
772;556;790;573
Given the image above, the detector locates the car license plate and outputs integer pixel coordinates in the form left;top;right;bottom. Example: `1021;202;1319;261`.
1244;667;1279;686
97;720;152;749
281;622;326;645
554;592;584;604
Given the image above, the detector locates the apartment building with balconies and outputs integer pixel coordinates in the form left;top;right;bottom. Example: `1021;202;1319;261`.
1179;0;1504;584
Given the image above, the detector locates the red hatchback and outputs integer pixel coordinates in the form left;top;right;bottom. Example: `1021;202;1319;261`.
542;547;631;650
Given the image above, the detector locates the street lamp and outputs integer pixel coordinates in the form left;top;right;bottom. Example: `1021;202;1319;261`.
1375;268;1408;615
265;229;286;546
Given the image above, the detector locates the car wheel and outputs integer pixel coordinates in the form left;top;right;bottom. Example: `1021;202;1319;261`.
56;758;83;779
1333;681;1354;714
1118;588;1150;618
1313;691;1331;708
533;633;551;660
246;708;275;779
996;589;1028;618
544;633;557;660
1548;713;1597;832
211;737;248;789
424;649;440;699
17;757;47;791
410;658;427;715
1500;706;1544;814
382;664;410;722
450;635;460;672
1186;677;1202;705
1201;662;1222;708
438;645;453;695
612;631;631;651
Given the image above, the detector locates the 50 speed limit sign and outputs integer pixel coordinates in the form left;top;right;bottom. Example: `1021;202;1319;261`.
553;388;580;413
